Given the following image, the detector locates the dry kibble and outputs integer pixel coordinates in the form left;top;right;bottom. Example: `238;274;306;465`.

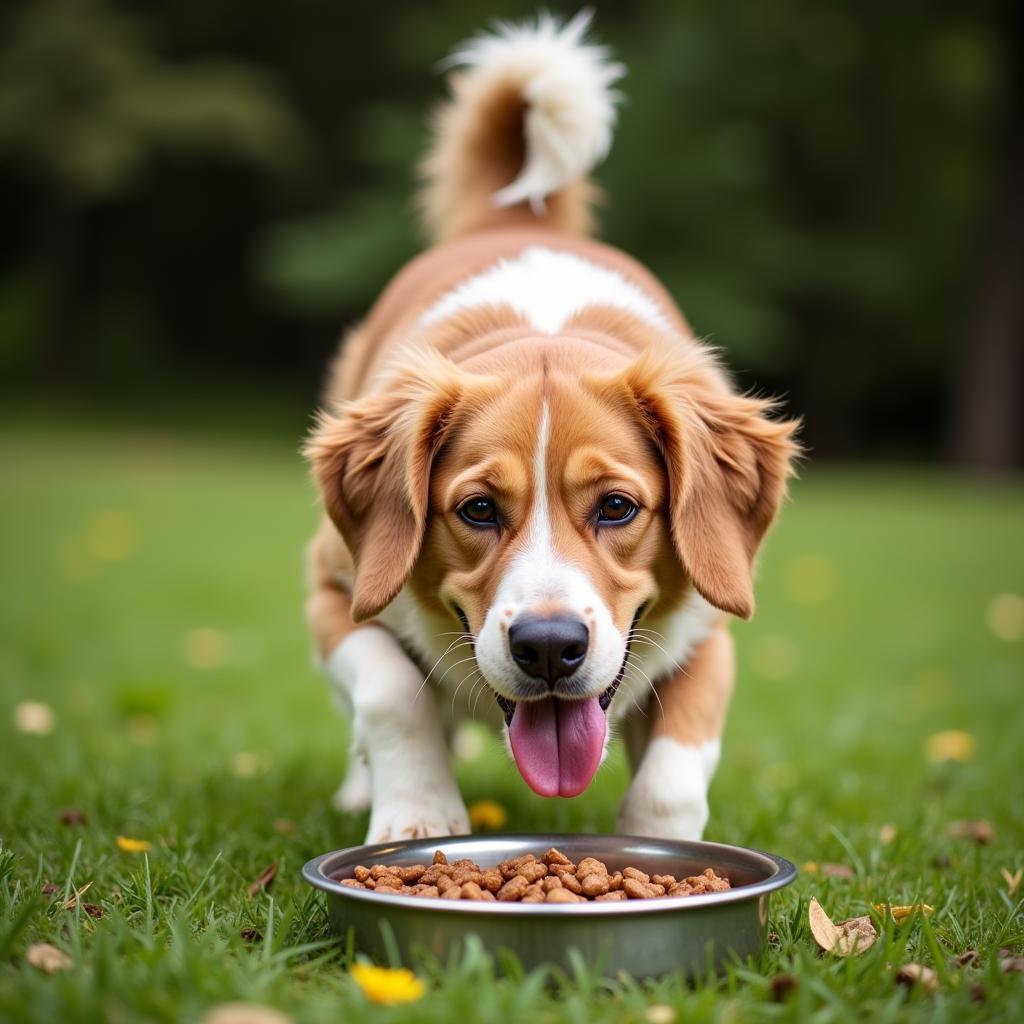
461;881;484;901
622;866;651;884
547;886;583;903
497;875;529;901
343;849;730;904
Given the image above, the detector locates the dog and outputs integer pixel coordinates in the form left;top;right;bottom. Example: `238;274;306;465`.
304;12;799;844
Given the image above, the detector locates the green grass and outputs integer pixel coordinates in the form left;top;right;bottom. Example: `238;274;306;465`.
1;426;1022;1022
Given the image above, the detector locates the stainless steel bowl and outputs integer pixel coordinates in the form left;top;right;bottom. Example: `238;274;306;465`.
303;833;796;979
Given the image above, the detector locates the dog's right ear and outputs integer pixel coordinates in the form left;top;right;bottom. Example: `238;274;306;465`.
304;353;467;622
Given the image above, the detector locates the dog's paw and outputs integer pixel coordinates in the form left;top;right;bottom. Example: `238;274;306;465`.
617;736;716;841
332;757;371;814
365;789;470;844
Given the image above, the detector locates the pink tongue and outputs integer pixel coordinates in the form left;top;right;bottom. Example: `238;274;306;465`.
508;697;607;798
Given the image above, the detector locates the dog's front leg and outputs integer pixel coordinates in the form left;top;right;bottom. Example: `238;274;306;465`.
327;624;469;843
618;625;734;840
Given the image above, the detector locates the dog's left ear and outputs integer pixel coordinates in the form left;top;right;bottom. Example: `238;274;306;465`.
304;351;469;622
618;352;801;620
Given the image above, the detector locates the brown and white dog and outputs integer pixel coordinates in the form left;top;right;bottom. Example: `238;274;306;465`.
304;13;799;843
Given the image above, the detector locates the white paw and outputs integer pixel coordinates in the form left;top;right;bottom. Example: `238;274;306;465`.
332;756;371;813
617;736;717;841
366;789;470;844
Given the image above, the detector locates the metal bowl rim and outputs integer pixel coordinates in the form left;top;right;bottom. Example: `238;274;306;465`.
302;833;796;916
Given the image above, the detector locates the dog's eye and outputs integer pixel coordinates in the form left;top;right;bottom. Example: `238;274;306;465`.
597;493;638;524
459;497;499;526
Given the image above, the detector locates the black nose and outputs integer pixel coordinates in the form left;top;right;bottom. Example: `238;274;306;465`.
508;616;589;687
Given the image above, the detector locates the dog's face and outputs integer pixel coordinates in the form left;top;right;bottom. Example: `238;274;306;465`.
308;343;797;797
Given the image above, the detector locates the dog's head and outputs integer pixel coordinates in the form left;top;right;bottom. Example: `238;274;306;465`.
307;341;798;797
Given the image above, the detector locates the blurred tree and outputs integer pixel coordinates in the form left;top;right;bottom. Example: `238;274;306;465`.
0;0;311;380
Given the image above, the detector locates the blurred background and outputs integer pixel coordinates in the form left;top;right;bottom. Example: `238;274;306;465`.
0;0;1020;466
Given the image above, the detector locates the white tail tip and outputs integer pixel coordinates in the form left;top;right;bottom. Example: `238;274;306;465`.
444;10;625;213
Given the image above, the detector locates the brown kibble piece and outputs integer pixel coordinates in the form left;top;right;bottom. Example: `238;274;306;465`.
461;881;484;900
623;877;656;899
353;865;370;882
652;874;676;888
558;871;583;894
542;875;563;893
442;884;463;900
481;890;496;901
416;885;439;899
433;850;448;865
576;857;608;879
480;869;503;893
546;886;583;903
436;874;456;894
520;862;548;883
582;873;610;898
595;890;628;901
374;884;402;895
623;866;650;884
668;882;694;897
608;871;623;891
400;865;427;883
340;878;364;889
497;875;529;901
542;847;573;867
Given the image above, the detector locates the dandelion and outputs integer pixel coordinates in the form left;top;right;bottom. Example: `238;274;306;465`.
116;836;151;853
925;730;975;763
350;963;425;1005
468;799;507;831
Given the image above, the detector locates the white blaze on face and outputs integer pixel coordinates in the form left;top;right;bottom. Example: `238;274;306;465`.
474;403;626;700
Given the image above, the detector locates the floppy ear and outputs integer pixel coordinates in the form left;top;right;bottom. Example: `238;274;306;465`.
304;353;465;622
621;351;800;620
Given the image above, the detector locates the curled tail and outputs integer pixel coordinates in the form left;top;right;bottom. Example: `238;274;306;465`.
419;11;624;243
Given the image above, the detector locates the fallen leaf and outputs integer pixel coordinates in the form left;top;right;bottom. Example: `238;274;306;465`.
62;882;93;910
26;943;72;973
820;862;855;879
467;799;507;831
874;903;934;921
1000;868;1022;896
41;882;59;897
1001;957;1024;973
240;927;263;942
808;897;840;951
926;730;975;763
246;862;278;897
896;964;939;991
82;903;105;919
644;1005;676;1024
879;823;898;845
953;950;979;967
200;1003;293;1024
834;916;877;955
116;836;151;853
14;701;55;736
947;820;995;845
770;974;798;1001
58;808;87;826
350;963;425;1005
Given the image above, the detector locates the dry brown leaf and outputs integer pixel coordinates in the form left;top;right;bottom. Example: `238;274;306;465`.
246;862;278;897
834;915;877;955
1000;868;1022;896
896;964;939;991
58;808;87;826
200;1003;292;1024
62;881;93;910
952;949;979;967
947;819;995;845
25;943;72;973
808;897;841;951
1001;957;1024;973
41;882;59;897
770;974;798;1001
874;903;934;921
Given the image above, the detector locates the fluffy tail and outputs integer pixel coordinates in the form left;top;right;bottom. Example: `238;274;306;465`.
419;10;624;243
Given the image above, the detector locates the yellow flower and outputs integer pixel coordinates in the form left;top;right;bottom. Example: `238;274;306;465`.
925;730;975;763
350;963;425;1005
873;903;933;921
116;836;152;853
468;799;507;831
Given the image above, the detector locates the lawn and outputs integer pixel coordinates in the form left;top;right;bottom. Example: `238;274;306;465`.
1;425;1022;1022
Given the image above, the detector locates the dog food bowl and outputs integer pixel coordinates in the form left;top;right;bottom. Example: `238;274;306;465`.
303;833;796;979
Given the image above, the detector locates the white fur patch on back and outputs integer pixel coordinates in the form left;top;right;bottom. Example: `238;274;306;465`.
444;11;624;211
420;246;673;336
